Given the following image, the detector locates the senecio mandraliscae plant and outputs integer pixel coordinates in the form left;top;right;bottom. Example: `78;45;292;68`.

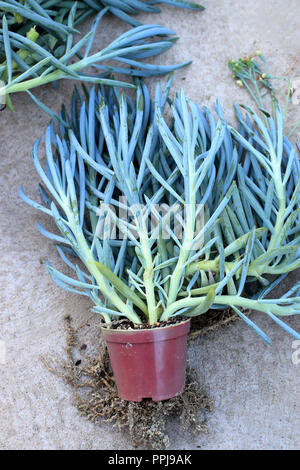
20;77;300;345
0;1;204;29
0;0;203;109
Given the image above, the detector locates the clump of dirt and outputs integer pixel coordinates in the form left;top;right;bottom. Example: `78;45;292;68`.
41;316;213;450
189;307;243;342
77;367;212;449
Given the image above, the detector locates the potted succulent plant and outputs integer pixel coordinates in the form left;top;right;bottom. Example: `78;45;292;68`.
20;78;300;401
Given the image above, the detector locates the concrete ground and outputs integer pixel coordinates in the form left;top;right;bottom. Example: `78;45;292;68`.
0;0;299;450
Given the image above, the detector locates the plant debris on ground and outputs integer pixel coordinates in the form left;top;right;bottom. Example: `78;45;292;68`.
188;307;252;341
41;315;215;449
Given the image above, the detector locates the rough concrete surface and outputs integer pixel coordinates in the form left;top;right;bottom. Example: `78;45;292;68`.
0;0;299;450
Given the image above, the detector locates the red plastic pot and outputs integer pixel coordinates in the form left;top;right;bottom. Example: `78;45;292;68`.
101;319;190;402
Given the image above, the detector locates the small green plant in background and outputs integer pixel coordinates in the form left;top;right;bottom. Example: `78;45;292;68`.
228;52;300;138
20;76;300;344
0;0;204;110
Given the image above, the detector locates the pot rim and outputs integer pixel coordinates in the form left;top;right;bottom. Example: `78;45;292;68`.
101;318;190;343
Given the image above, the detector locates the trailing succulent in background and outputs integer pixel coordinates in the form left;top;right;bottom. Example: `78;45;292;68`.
0;0;203;109
0;1;204;29
20;77;300;345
